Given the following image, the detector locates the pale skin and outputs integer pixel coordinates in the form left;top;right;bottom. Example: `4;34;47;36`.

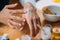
0;3;25;31
23;3;40;37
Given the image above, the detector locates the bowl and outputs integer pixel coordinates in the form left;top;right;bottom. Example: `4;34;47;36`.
43;6;60;22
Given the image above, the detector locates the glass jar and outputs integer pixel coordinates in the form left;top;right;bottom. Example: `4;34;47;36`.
52;27;60;39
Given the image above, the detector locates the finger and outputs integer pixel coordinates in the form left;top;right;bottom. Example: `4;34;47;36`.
10;9;25;14
8;18;25;31
19;27;24;31
36;18;40;24
33;14;37;27
8;22;23;31
5;3;17;9
8;20;22;29
10;16;25;22
8;22;16;29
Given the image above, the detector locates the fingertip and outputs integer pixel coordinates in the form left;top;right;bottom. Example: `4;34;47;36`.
23;19;25;22
14;3;18;5
24;10;26;13
12;26;16;29
19;24;22;26
8;22;13;29
11;3;18;7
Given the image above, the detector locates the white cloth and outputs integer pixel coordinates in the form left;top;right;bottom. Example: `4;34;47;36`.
20;0;36;7
36;0;60;10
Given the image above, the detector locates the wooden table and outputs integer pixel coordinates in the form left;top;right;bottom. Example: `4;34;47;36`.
0;9;60;40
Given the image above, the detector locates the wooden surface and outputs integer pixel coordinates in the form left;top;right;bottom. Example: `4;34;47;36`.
0;24;40;40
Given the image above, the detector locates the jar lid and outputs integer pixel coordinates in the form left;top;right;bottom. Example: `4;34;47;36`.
53;27;60;33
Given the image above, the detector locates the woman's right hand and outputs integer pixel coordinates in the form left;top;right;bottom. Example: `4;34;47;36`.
0;3;25;31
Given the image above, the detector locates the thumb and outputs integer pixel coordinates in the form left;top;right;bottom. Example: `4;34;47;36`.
5;3;17;9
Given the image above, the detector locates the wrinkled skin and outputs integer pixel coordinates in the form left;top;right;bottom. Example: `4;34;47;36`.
23;3;40;37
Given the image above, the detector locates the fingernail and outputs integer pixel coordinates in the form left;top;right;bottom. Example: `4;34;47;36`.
23;9;26;13
19;27;23;31
23;19;25;22
19;24;21;26
15;3;17;5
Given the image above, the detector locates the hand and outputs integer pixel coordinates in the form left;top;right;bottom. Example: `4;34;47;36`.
0;3;25;31
23;3;40;37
